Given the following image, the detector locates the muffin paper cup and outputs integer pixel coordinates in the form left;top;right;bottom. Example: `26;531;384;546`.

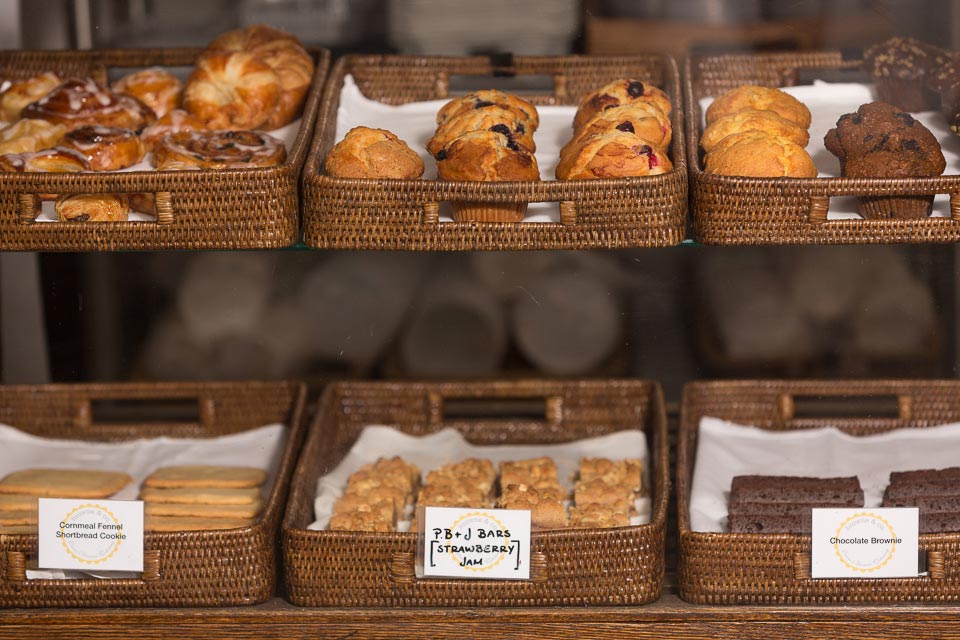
858;194;935;220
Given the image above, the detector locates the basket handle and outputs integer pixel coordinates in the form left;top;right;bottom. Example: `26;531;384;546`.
389;550;549;584
794;550;945;580
807;193;960;225
18;191;175;225
3;549;161;582
778;392;912;424
426;390;563;427
73;395;216;429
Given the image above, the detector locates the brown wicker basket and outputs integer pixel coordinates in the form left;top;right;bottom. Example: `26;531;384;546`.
283;379;668;606
0;381;306;607
302;54;688;250
678;379;960;604
0;48;329;250
685;52;960;245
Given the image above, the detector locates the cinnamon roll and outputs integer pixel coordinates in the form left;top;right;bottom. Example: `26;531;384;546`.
0;119;66;154
0;72;62;122
0;147;89;172
112;68;182;119
140;109;205;151
60;125;145;171
183;52;281;130
151;130;286;169
55;193;129;222
21;78;156;132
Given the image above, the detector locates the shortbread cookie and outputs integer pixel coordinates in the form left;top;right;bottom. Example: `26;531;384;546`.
0;510;37;526
0;469;132;498
0;524;36;535
144;515;254;531
143;466;267;489
144;499;264;519
0;494;41;512
139;486;261;505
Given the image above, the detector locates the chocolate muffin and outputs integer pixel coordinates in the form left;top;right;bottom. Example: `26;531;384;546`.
864;37;941;112
824;101;946;219
926;49;960;136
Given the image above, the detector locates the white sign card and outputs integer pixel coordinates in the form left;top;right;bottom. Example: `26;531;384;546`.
38;499;144;572
417;506;531;580
811;508;919;579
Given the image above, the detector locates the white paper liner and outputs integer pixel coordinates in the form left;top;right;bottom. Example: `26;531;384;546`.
29;101;302;224
334;75;581;223
690;416;960;533
698;81;960;219
310;425;651;531
0;422;286;579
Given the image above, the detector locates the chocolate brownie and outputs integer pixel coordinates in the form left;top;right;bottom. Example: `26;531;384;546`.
727;500;863;517
882;494;960;512
920;512;960;534
889;467;960;485
883;477;960;501
824;101;946;219
730;475;863;504
728;514;804;534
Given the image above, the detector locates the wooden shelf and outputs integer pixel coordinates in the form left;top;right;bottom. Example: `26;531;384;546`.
3;590;959;638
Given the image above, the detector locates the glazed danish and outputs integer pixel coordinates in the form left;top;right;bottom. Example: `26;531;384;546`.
152;130;286;169
112;68;182;119
60;125;145;171
183;52;281;130
0;119;66;154
0;72;62;122
55;193;129;222
139;109;206;151
0;147;89;172
21;78;155;132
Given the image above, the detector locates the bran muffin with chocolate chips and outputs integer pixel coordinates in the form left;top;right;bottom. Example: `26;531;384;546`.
824;101;946;219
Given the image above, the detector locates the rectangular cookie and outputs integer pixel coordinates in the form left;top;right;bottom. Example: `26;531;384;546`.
0;524;36;535
729;475;863;504
144;499;264;519
0;510;38;526
0;469;132;498
139;486;261;505
0;494;41;512
144;515;255;532
143;466;267;489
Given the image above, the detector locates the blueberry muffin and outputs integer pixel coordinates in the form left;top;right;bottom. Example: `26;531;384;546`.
705;130;817;178
436;129;540;222
824;101;946;219
435;90;539;131
325;126;424;179
427;106;535;157
562;103;672;158
865;37;941;112
556;130;672;180
706;85;811;129
701;108;810;152
572;79;672;131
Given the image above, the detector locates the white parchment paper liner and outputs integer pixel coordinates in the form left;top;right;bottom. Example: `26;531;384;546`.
310;425;650;531
690;416;960;533
0;422;286;579
699;81;960;219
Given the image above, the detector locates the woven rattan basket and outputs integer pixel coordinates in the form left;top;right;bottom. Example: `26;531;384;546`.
0;381;306;607
678;379;960;604
685;52;960;245
283;379;668;606
302;54;687;250
0;48;328;250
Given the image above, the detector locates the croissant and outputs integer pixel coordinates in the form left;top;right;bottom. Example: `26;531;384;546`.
183;52;281;130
